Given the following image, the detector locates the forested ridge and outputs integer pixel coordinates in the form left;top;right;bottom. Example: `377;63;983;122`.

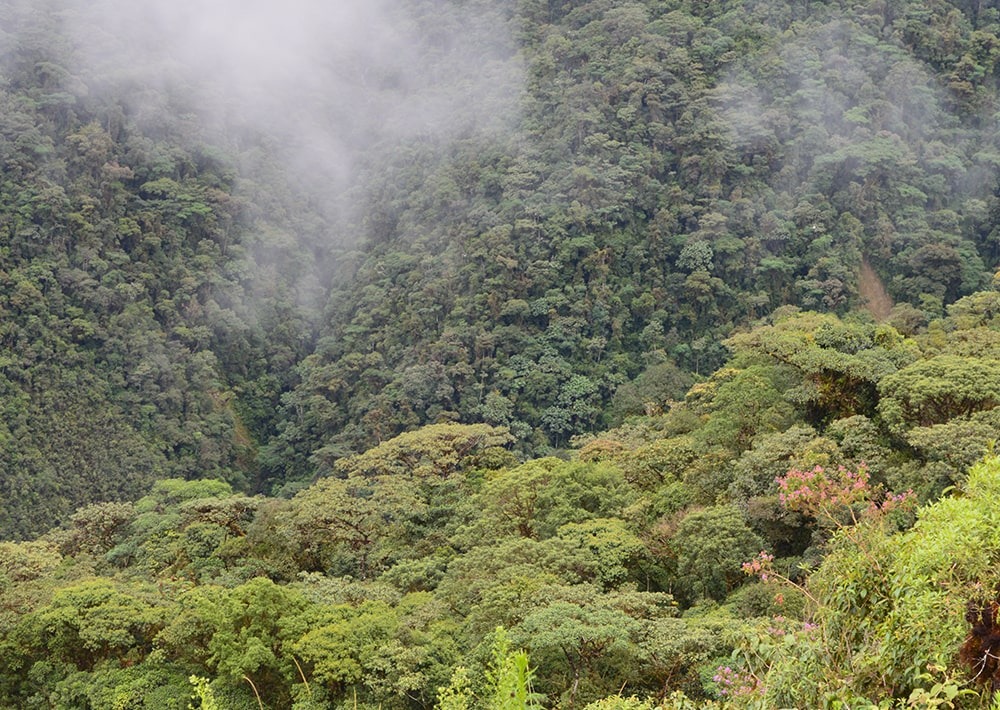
4;0;1000;707
276;0;1000;466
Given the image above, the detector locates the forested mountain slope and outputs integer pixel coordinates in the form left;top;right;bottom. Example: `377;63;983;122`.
0;0;336;535
1;0;1000;528
272;0;1000;476
0;0;528;533
5;0;1000;704
4;298;1000;707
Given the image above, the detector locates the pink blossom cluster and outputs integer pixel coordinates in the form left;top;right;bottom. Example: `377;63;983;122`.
741;550;774;581
868;488;916;516
776;464;870;513
776;463;917;522
766;615;818;637
712;666;761;698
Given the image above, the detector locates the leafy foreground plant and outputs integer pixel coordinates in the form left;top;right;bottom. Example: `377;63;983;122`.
436;627;544;710
717;457;1000;708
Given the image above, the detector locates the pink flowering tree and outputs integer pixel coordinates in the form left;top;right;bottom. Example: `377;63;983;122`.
726;464;919;702
776;463;915;529
742;464;915;584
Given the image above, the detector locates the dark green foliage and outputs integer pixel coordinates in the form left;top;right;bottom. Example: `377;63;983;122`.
0;0;326;535
3;0;1000;514
670;505;765;604
4;0;1000;707
269;0;1000;471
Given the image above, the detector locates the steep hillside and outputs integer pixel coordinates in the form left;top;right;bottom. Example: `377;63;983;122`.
2;0;1000;531
2;0;1000;705
0;2;326;535
271;0;1000;480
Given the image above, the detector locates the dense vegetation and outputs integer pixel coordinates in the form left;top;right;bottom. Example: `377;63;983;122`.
4;0;1000;706
8;301;1000;708
274;0;1000;470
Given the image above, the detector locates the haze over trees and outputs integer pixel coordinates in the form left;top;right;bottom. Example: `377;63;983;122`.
2;0;1000;707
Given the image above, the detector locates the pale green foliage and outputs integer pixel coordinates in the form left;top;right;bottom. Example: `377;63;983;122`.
108;479;239;577
905;408;1000;473
24;579;165;664
58;501;136;557
556;518;646;589
435;537;597;639
476;458;634;540
584;691;723;709
657;692;723;710
436;666;473;710
725;312;917;421
511;585;674;706
435;631;545;710
486;628;544;710
294;590;459;706
616;436;700;492
877;356;1000;433
284;475;391;578
901;671;975;709
585;696;655;709
294;599;397;689
0;540;62;584
330;423;515;479
138;479;235;512
158;577;307;690
284;423;517;579
688;366;795;453
188;676;221;710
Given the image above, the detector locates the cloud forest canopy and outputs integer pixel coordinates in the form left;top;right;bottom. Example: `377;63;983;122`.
0;0;998;524
273;0;1000;467
3;0;1000;705
6;300;1000;706
0;0;522;534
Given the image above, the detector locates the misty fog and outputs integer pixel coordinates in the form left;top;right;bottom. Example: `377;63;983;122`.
19;0;524;223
